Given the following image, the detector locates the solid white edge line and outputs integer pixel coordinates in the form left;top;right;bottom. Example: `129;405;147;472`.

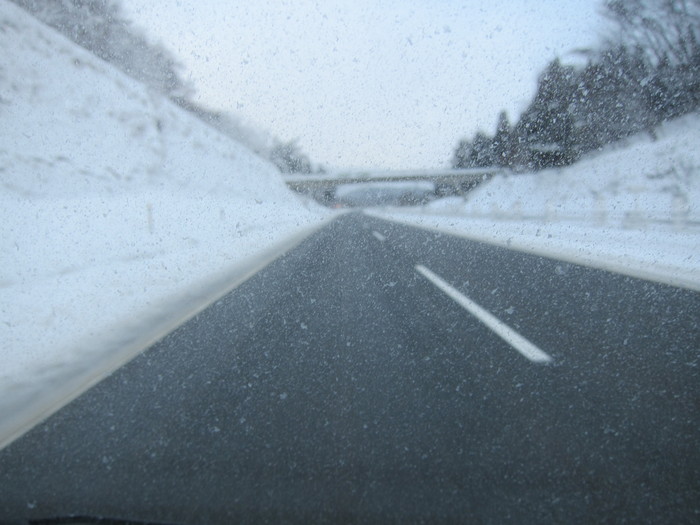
372;231;386;242
0;214;339;452
367;209;700;293
415;265;553;364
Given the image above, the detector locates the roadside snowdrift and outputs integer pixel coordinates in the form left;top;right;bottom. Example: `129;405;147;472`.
0;0;328;425
371;114;700;291
435;114;699;225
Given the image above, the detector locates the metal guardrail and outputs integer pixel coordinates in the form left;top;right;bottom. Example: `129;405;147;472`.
284;167;502;184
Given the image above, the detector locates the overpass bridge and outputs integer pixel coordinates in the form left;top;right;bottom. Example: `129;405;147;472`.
283;167;503;205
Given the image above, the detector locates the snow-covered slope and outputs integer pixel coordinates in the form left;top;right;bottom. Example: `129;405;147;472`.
371;114;700;291
436;114;700;225
0;0;329;439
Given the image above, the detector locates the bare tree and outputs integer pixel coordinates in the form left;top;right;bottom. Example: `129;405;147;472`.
603;0;700;66
10;0;192;97
269;140;312;174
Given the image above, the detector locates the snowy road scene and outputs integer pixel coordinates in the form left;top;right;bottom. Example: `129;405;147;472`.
1;0;699;523
2;213;699;522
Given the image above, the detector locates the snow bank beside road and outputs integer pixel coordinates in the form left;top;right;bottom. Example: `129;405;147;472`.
367;212;699;291
371;114;700;291
428;113;700;225
0;0;328;432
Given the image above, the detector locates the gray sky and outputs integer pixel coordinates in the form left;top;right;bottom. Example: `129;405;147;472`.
121;0;604;170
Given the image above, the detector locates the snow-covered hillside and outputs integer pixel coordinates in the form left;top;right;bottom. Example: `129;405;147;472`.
0;0;329;437
371;114;700;291
433;114;700;225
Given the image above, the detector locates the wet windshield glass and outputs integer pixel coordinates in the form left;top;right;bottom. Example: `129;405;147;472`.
1;0;699;523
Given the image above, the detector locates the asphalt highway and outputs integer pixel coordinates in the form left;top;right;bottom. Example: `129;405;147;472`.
1;213;698;523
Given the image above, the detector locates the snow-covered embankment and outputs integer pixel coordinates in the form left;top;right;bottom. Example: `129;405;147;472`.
0;0;329;444
371;114;700;291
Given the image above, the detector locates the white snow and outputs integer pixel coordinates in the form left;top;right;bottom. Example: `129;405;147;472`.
0;0;329;436
370;114;700;291
2;0;699;445
336;180;436;199
336;180;435;206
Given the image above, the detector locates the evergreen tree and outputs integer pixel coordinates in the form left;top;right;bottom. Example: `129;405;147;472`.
471;132;495;167
492;111;513;167
451;139;473;169
448;0;700;171
515;59;578;169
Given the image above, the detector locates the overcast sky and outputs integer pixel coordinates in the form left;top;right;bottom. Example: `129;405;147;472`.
121;0;604;170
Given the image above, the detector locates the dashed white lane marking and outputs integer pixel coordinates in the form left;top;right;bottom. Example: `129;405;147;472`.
372;231;386;242
415;265;553;364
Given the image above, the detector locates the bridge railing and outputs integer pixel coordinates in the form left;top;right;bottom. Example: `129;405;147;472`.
283;168;504;206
